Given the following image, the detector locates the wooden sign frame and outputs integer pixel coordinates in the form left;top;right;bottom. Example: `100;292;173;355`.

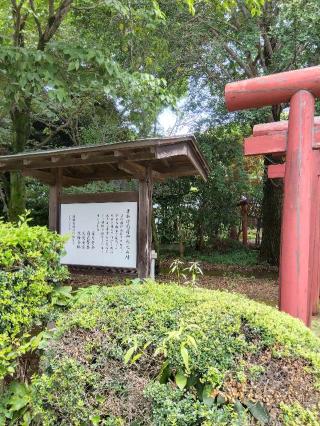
59;191;139;271
49;173;153;279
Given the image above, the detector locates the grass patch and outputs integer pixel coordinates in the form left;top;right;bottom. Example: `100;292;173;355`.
184;249;259;267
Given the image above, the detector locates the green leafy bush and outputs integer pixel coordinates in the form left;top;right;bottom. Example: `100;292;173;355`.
0;216;69;379
30;283;320;425
280;402;320;426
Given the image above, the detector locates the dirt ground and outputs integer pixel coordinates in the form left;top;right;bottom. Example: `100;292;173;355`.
69;261;320;338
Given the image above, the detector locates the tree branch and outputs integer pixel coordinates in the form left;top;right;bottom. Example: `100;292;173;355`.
237;0;251;19
11;0;28;46
262;30;273;59
11;0;21;46
38;117;73;147
38;0;73;50
257;40;268;73
209;27;256;78
34;97;89;147
28;0;43;40
49;0;55;19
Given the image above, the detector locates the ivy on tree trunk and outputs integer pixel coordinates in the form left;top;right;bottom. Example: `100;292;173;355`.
9;171;26;222
9;104;31;221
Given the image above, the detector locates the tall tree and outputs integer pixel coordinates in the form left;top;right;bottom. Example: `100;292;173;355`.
158;0;320;264
0;0;178;220
0;0;264;221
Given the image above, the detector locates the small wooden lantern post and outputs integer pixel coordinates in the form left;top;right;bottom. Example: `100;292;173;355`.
239;196;248;246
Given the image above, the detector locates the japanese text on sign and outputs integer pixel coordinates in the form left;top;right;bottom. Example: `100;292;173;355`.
60;202;137;268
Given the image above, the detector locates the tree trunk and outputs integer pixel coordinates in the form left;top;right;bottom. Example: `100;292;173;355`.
259;106;283;265
9;104;31;221
179;240;185;257
195;219;205;251
0;174;9;218
229;225;238;240
259;156;283;265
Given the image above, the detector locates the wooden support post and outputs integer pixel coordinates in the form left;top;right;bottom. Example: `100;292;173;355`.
244;134;287;156
241;202;248;246
138;167;153;279
310;153;320;315
279;90;315;326
48;169;62;232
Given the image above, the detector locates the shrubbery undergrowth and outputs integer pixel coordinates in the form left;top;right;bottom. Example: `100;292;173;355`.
1;219;319;425
0;217;68;380
30;283;320;425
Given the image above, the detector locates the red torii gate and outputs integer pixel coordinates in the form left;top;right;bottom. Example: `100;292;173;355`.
244;119;320;320
225;66;320;326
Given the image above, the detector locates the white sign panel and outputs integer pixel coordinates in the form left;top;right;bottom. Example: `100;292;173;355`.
60;202;137;268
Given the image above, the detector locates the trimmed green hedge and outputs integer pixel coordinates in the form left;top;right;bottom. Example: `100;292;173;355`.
31;283;320;425
0;217;68;379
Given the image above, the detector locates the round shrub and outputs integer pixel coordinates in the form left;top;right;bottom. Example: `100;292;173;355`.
32;283;320;425
0;217;68;379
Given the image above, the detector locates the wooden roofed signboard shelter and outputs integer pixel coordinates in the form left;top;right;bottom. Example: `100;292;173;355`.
0;136;209;279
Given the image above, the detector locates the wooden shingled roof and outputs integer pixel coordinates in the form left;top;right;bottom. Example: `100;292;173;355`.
0;136;209;187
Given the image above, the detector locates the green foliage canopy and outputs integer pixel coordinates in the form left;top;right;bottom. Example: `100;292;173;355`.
0;0;180;219
154;123;255;249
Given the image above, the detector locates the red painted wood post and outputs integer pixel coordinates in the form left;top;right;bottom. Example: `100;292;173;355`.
268;164;285;179
253;117;320;135
279;90;315;326
310;152;320;315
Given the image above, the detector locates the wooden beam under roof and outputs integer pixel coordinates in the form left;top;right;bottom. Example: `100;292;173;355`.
186;145;207;181
0;136;210;183
155;142;188;159
118;160;147;177
63;170;132;187
22;170;56;185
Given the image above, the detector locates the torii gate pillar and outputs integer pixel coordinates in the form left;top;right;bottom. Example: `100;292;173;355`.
225;66;320;325
280;90;314;325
